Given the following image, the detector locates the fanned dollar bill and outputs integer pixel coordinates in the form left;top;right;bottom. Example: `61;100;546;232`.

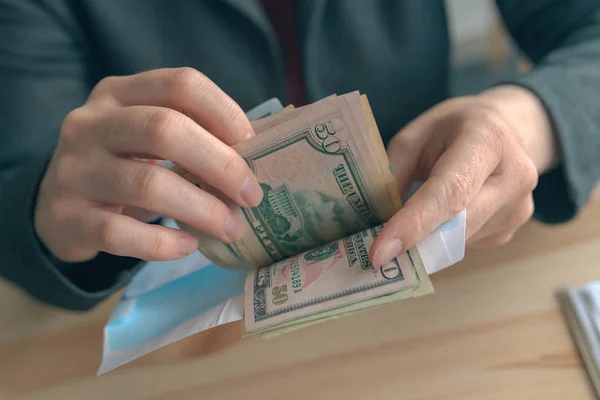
176;93;400;269
170;91;434;337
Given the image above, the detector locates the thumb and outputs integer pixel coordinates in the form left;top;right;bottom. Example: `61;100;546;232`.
369;175;468;268
372;127;432;267
386;133;424;202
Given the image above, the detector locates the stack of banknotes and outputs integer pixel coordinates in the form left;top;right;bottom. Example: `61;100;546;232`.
171;91;433;337
557;282;600;397
98;93;466;374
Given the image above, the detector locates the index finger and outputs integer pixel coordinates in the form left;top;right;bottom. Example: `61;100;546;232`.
89;67;254;145
370;125;504;267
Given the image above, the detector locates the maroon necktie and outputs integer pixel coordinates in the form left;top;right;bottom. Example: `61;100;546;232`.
258;0;309;106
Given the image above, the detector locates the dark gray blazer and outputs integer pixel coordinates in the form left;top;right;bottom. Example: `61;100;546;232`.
1;0;599;310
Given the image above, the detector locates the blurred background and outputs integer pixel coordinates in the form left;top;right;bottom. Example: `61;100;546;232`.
446;0;529;96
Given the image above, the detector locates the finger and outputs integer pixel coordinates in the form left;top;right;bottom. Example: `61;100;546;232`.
89;67;254;145
467;194;534;246
370;128;503;267
462;174;520;240
386;132;426;201
95;106;263;208
121;206;162;223
385;105;451;200
468;231;515;248
80;209;200;261
80;156;245;244
466;151;537;243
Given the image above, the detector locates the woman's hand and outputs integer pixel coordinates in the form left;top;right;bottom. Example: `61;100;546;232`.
370;85;560;267
34;68;264;263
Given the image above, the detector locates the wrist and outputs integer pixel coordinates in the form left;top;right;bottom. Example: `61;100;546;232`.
478;85;561;174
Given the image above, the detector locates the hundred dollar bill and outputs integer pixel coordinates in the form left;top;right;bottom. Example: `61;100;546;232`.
175;92;401;270
243;224;433;336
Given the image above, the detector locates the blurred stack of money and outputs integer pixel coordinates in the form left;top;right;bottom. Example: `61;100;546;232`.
171;91;433;338
557;283;600;397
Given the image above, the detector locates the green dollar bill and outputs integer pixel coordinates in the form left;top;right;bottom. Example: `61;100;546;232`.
243;224;433;336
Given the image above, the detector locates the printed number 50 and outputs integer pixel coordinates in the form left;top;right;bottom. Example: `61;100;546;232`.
272;285;289;305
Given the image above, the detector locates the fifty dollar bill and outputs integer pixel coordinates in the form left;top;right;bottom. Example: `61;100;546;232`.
244;224;431;337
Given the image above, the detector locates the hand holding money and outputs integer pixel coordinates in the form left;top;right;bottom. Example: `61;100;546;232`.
174;93;400;269
99;94;467;373
374;87;542;261
171;92;434;337
34;67;264;263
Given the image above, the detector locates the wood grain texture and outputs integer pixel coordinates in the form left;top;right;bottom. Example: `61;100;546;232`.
2;194;600;400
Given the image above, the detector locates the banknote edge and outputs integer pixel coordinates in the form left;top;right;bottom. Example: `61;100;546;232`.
244;247;434;338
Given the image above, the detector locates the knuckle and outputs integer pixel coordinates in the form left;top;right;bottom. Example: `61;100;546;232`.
388;131;408;149
402;207;430;244
220;98;245;124
113;163;133;196
60;108;90;145
523;160;539;192
99;215;121;253
63;248;94;263
167;67;206;95
473;232;514;248
98;75;119;90
410;215;428;243
130;163;163;200
143;108;184;147
482;113;510;145
492;233;514;247
462;106;511;151
525;197;535;220
202;197;224;226
505;213;523;232
473;104;511;138
387;132;414;158
90;75;120;98
219;148;245;180
146;230;168;259
505;198;534;231
518;197;535;224
511;156;539;194
442;174;472;214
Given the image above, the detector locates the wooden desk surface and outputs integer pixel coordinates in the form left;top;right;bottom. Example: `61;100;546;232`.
2;196;600;400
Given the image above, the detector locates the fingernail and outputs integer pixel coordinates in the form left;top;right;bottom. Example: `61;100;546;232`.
178;235;198;256
224;214;244;242
246;131;255;140
373;238;403;267
240;176;263;207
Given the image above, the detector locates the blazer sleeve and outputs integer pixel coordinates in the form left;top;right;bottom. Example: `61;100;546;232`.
495;0;600;223
0;1;145;311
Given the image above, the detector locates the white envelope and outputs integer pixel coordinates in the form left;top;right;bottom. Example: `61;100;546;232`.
403;181;466;274
98;208;465;374
417;209;466;274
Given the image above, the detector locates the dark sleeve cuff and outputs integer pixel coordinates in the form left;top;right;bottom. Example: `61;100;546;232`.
0;154;146;311
497;64;600;224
